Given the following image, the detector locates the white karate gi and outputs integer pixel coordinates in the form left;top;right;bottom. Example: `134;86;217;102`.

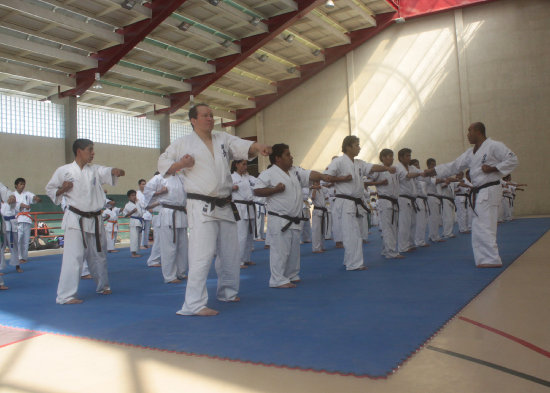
326;186;340;242
103;207;121;251
425;177;443;241
504;184;515;221
325;155;373;270
311;186;329;252
14;190;36;262
0;184;13;275
254;165;311;286
396;162;417;253
300;187;312;243
143;174;164;266
455;180;472;233
413;168;429;247
371;171;400;258
359;186;370;241
1;201;18;268
137;190;152;247
440;182;456;238
370;200;379;227
254;195;266;240
158;175;188;283
46;162;115;304
123;201;143;253
158;131;254;315
435;138;518;266
232;172;257;265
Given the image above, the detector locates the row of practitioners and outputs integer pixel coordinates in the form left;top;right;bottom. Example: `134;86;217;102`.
9;104;517;317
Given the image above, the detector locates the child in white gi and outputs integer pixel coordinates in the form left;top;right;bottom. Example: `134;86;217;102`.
0;182;14;288
1;196;19;272
45;138;125;304
13;178;41;269
123;190;144;258
310;180;328;253
137;179;152;249
103;200;121;252
454;172;472;233
142;172;167;267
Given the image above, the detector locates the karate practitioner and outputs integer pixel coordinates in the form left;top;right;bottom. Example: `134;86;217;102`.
0;182;15;282
158;174;188;283
158;103;271;316
367;149;402;259
254;195;266;240
137;179;152;249
454;172;472;233
231;159;257;268
395;149;423;253
1;192;19;272
425;158;445;243
123;190;144;258
359;183;370;243
410;159;430;248
103;200;121;252
440;177;457;239
46;138;125;304
325;136;396;270
253;143;349;287
143;172;167;267
425;122;518;268
310;180;329;253
300;188;312;243
14;178;41;269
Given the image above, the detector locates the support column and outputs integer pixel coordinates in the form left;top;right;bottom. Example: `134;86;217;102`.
50;94;77;164
147;111;170;153
255;112;268;172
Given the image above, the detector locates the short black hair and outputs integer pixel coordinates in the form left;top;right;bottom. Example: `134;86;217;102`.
269;143;289;165
138;179;146;185
188;103;210;122
127;189;136;197
379;148;393;162
342;135;359;153
231;159;247;173
398;148;411;160
14;177;25;186
427;158;436;166
410;158;419;166
471;122;486;136
72;139;93;156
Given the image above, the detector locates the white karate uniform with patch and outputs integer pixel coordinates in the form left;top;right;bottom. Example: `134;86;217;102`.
396;162;417;253
254;165;311;287
14;190;36;262
45;162;115;304
158;131;254;315
325;155;373;270
1;200;18;268
435;138;518;266
231;172;256;265
143;174;164;266
103;207;121;251
137;190;152;247
158;175;188;283
123;201;143;253
370;171;400;258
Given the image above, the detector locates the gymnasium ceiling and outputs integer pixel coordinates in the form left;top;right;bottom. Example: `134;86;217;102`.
0;0;495;127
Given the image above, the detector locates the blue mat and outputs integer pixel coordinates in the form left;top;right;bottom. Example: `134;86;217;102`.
1;218;548;377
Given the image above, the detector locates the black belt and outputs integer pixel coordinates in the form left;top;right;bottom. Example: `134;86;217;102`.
234;199;257;237
455;193;468;209
334;194;370;217
428;193;443;215
417;196;430;215
441;196;457;211
468;181;501;215
162;203;187;243
254;201;266;214
187;193;240;221
68;206;102;252
399;195;419;213
268;211;308;232
504;195;514;207
378;195;399;224
313;205;329;236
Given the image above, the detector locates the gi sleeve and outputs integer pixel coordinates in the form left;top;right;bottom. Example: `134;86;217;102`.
296;167;312;188
45;167;65;206
226;133;255;161
359;160;373;175
253;171;271;189
494;142;518;176
158;141;180;176
0;182;11;203
435;149;471;179
97;165;116;187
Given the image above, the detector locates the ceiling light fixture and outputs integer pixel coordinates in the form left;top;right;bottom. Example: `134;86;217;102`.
178;21;191;31
221;39;232;48
92;72;103;89
325;0;335;8
312;48;322;56
287;67;297;74
258;54;268;62
208;0;220;6
284;34;294;43
394;16;406;23
250;16;261;26
121;0;137;10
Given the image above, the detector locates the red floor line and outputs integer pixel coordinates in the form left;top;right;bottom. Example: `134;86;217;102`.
459;316;550;358
0;332;46;349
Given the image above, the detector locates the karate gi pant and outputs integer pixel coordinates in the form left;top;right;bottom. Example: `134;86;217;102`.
301;216;312;243
415;199;429;247
255;211;266;240
427;197;443;241
177;209;240;315
342;212;365;270
379;204;399;258
129;226;142;253
442;200;455;238
471;188;502;266
159;227;188;283
311;213;325;252
237;219;254;264
325;212;332;239
331;210;342;243
147;226;161;266
141;219;151;247
17;222;32;261
81;260;90;277
502;198;512;222
268;227;301;287
360;209;369;241
56;228;110;304
456;197;469;232
106;231;117;251
6;230;18;267
398;198;416;253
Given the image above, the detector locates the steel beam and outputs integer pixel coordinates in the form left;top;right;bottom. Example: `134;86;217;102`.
399;0;500;19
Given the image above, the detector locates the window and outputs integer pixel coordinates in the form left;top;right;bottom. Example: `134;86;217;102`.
0;93;64;138
170;121;193;142
77;107;160;148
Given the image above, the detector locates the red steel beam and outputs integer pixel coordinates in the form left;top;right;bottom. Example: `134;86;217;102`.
158;0;326;114
60;0;189;98
225;0;502;127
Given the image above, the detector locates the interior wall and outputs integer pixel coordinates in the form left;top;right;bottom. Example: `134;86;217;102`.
236;0;550;216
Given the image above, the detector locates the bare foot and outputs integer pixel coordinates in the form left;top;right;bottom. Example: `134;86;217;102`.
0;272;4;276
244;261;256;266
335;242;344;249
223;296;240;302
312;250;324;253
394;254;405;259
131;253;142;258
275;283;296;288
150;264;161;267
420;244;430;247
108;250;119;253
100;289;112;295
65;298;83;304
19;259;27;264
264;245;270;249
168;279;182;284
16;266;23;273
290;279;301;283
196;307;219;316
406;247;417;252
350;266;368;271
362;240;369;244
0;285;8;290
140;246;148;250
177;275;187;280
477;264;502;269
240;264;248;269
81;274;93;279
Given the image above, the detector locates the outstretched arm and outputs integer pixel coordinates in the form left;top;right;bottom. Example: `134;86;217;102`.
254;183;285;197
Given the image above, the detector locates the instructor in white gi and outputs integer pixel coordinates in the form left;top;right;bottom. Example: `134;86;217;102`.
425;122;518;268
158;104;271;316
